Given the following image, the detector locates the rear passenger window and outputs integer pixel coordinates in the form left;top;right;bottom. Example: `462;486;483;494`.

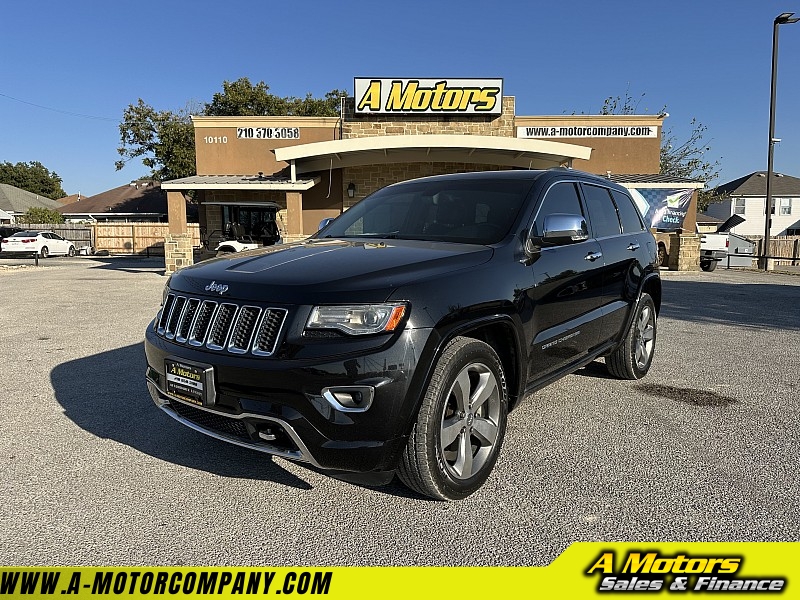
611;190;645;233
582;184;621;238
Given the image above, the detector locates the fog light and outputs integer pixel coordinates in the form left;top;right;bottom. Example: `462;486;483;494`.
321;386;374;412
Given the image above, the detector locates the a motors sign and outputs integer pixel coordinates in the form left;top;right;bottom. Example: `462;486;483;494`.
355;78;503;115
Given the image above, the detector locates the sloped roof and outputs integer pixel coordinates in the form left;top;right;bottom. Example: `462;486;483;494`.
714;171;800;196
58;180;169;215
162;174;319;190
55;193;84;205
0;184;64;213
696;212;723;224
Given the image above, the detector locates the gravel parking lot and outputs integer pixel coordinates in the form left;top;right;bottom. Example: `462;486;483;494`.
1;256;799;566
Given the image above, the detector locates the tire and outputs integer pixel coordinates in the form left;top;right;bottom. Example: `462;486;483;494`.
216;247;235;257
606;293;657;380
67;246;76;257
700;259;717;272
398;336;508;501
39;246;49;258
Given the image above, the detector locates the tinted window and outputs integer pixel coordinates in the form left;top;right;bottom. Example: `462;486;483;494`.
611;190;645;233
582;184;621;238
532;182;584;238
320;179;533;244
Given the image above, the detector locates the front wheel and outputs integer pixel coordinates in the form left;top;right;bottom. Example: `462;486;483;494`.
67;246;76;257
398;337;508;501
606;293;657;380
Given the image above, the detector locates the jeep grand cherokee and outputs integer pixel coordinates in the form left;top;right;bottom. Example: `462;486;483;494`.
144;169;661;500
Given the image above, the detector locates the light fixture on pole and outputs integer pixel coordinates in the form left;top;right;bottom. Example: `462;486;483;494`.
347;182;356;198
761;11;799;270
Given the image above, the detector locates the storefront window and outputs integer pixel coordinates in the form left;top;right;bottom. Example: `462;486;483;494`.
221;205;281;244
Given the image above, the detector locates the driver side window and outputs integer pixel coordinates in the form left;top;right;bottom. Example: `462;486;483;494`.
533;182;585;238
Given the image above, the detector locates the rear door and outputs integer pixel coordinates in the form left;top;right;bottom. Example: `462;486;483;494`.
580;184;649;343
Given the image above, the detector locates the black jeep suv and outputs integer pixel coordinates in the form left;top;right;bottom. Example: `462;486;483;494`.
145;169;660;500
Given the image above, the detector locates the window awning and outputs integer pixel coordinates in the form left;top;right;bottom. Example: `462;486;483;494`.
161;175;320;191
273;134;592;179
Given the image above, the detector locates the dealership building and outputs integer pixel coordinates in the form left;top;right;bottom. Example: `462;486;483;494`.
161;78;702;273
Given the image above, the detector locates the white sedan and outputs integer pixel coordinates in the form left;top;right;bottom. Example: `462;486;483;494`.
0;230;76;258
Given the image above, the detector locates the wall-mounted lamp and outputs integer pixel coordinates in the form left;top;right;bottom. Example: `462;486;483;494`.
347;182;356;198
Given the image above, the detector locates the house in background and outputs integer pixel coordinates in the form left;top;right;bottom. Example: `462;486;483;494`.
58;180;197;223
696;212;724;233
0;183;64;221
705;171;800;236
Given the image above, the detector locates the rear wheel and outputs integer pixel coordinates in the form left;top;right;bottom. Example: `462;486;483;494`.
39;246;49;258
700;259;717;272
606;293;657;380
398;337;508;500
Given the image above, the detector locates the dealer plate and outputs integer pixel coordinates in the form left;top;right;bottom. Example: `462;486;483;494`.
165;358;215;406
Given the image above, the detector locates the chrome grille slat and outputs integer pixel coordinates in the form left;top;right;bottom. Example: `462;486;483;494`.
189;301;218;346
228;306;262;354
175;298;200;343
157;295;287;357
157;294;177;335
253;308;288;356
165;296;187;340
206;303;238;350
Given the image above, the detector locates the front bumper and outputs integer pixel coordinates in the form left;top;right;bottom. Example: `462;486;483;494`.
144;325;433;474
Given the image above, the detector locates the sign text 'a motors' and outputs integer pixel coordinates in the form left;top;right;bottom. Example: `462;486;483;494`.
354;78;503;115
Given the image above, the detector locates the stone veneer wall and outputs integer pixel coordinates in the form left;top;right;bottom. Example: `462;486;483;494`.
668;234;701;271
340;96;515;207
164;233;194;275
343;163;506;209
341;97;515;139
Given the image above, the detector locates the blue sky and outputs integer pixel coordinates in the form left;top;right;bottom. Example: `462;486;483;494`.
1;0;799;197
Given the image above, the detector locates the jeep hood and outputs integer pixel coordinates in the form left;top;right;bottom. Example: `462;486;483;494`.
171;239;493;305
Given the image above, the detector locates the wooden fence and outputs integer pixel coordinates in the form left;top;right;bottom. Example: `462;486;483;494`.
22;223;201;255
752;236;800;265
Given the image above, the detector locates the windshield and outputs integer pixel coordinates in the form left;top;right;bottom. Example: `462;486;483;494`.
317;178;534;245
11;231;41;237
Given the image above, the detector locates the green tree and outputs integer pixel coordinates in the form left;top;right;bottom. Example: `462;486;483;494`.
0;161;67;199
116;99;196;181
117;79;346;181
597;92;722;210
16;207;65;224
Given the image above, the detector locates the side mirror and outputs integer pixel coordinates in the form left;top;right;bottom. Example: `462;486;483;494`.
318;217;335;231
541;213;589;245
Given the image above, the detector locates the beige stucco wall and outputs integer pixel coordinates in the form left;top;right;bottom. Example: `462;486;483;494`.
514;115;663;175
192;116;340;176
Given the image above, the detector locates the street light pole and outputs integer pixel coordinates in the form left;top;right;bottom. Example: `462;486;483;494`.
762;12;799;271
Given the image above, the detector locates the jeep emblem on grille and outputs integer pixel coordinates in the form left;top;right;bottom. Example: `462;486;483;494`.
205;281;229;295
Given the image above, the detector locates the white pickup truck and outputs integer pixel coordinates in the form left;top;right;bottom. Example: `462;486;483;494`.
699;215;755;271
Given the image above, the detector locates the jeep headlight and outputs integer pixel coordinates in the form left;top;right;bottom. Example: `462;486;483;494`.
306;304;407;336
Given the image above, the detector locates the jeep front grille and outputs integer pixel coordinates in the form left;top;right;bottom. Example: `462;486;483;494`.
157;294;286;356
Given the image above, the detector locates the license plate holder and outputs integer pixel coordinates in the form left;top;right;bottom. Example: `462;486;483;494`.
164;357;215;407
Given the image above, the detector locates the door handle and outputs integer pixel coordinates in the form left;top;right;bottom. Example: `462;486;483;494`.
627;243;641;251
584;251;603;262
